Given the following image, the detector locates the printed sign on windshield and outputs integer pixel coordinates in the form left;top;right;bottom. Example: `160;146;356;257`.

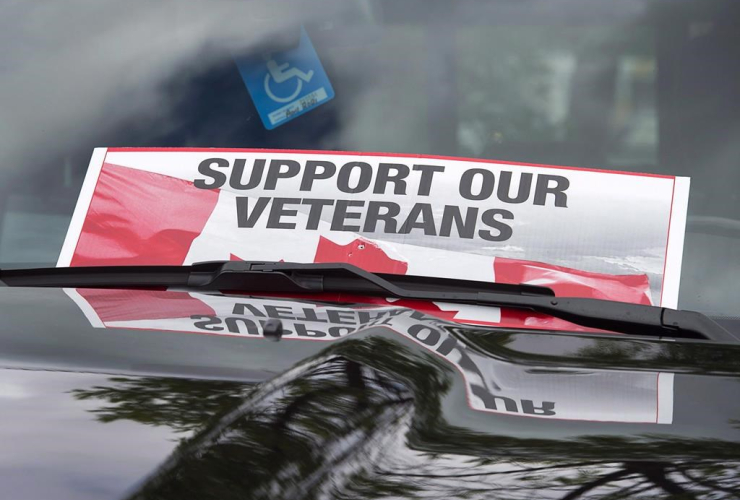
59;148;690;308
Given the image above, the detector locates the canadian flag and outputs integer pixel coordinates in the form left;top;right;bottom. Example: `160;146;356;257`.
63;161;653;332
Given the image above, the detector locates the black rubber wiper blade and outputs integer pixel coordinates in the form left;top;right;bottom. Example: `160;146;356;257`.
235;262;735;343
0;261;552;296
0;265;194;288
0;261;735;343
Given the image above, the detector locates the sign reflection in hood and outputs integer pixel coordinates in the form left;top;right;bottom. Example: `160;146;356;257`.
66;287;674;424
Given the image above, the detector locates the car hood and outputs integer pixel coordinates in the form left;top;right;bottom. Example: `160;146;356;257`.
1;286;740;499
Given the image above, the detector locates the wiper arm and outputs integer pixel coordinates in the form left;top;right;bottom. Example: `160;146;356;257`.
0;261;735;343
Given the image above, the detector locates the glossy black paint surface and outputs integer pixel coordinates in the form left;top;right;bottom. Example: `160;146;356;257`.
1;286;739;499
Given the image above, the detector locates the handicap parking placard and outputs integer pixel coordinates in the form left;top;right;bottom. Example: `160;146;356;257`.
236;27;335;130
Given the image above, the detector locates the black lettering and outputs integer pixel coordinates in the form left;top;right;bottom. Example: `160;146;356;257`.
533;175;569;207
328;326;354;337
363;316;395;327
236;197;271;229
409;310;435;322
265;159;300;190
470;387;519;412
232;303;265;317
399;203;436;235
229;159;265;190
357;311;377;324
300;160;336;191
413;164;445;196
294;323;327;338
440;206;478;239
294;308;327;323
373;163;409;195
363;201;400;233
478;209;514;241
327;310;357;325
521;400;556;416
225;317;260;335
337;161;372;193
302;198;334;230
497;171;532;204
492;396;518;412
459;168;495;201
195;158;229;189
407;324;440;346
435;335;459;356
331;200;364;231
191;315;223;331
357;309;403;324
266;198;300;229
264;305;296;320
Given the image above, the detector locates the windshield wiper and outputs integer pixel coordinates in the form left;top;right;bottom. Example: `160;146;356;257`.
0;261;735;343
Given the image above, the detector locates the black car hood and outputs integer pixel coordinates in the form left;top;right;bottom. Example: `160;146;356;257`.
1;286;740;499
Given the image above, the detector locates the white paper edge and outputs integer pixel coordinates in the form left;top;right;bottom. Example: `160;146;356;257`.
56;147;108;267
660;177;690;308
656;372;675;424
63;288;105;328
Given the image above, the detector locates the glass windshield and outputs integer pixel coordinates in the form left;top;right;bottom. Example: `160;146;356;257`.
0;0;738;315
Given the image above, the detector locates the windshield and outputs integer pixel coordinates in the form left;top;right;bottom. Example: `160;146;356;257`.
0;0;738;315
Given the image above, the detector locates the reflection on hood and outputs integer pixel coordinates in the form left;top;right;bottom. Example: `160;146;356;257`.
65;338;740;500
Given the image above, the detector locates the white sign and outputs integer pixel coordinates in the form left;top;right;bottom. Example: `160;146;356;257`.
59;148;690;308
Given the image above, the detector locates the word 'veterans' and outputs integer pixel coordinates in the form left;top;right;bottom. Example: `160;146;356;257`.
196;157;570;242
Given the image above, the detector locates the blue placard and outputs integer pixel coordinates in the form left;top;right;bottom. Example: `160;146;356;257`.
235;27;335;130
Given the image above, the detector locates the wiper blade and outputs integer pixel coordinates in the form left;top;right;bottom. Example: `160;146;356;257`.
0;261;552;296
0;261;735;343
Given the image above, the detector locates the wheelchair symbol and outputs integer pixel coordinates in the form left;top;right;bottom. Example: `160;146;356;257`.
264;58;315;103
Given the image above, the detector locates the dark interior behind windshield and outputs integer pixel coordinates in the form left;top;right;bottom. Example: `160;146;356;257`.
0;0;738;314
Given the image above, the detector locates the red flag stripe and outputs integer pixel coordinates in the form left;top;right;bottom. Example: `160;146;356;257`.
494;257;652;305
70;163;219;267
76;288;216;323
313;236;408;274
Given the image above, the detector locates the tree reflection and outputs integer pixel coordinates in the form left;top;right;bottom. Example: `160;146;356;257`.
70;377;251;436
360;456;740;500
464;331;740;374
70;337;740;499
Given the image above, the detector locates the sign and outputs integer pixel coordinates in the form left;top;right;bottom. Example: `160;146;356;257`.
235;27;335;129
66;288;675;424
59;148;690;309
